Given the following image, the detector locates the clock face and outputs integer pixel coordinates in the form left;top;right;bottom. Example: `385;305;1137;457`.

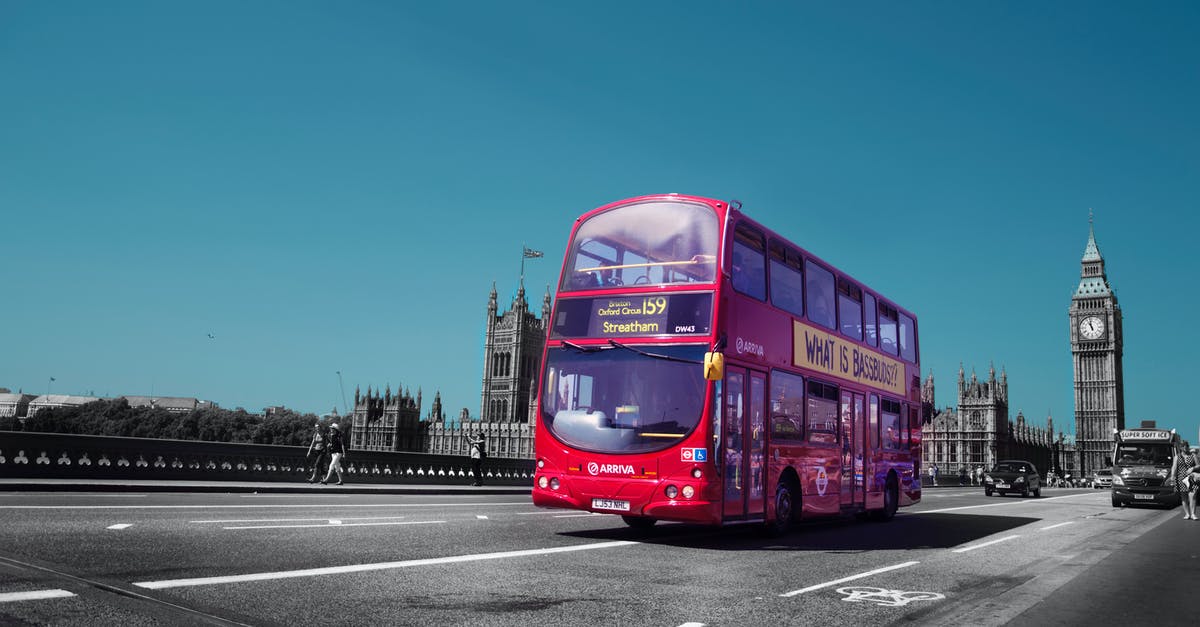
1079;316;1105;340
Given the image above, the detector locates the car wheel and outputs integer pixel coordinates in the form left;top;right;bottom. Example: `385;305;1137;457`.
985;488;993;497
1034;487;1041;498
1111;495;1124;508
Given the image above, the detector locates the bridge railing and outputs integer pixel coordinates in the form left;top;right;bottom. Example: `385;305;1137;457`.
0;431;533;485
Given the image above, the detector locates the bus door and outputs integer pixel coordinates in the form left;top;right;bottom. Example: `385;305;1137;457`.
840;391;867;510
723;368;766;520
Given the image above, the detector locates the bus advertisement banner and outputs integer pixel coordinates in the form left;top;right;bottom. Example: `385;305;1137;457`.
792;319;906;396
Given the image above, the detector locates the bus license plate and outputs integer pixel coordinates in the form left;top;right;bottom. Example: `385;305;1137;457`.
1134;494;1155;500
592;498;630;512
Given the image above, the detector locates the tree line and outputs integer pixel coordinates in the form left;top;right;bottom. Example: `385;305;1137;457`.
1;399;321;446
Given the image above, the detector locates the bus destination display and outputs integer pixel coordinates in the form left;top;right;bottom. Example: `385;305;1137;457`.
551;293;713;339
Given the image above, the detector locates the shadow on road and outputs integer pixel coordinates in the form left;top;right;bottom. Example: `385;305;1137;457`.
561;512;1041;552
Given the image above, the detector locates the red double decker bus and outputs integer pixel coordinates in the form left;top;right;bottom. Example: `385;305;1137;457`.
532;194;923;532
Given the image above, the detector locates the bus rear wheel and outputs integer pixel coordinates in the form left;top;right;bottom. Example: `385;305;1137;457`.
872;477;899;522
768;479;798;536
621;515;656;530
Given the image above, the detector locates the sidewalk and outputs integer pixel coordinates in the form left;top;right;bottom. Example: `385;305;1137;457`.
1012;505;1199;625
0;478;531;496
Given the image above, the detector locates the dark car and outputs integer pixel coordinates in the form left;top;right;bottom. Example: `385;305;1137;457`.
984;460;1041;498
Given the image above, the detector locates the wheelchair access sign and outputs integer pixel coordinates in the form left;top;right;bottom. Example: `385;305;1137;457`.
681;448;708;462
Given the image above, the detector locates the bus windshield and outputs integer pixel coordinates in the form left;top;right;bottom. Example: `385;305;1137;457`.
542;344;707;454
561;200;719;291
1115;443;1173;467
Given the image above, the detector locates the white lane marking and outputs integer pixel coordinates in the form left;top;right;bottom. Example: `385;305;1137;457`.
517;511;573;516
134;540;639;589
780;561;920;597
914;492;1099;515
476;515;488;519
0;502;532;510
107;523;132;530
190;516;408;524
223;520;446;530
952;535;1021;553
554;513;607;518
678;623;706;627
240;494;351;498
0;589;76;603
1040;521;1075;531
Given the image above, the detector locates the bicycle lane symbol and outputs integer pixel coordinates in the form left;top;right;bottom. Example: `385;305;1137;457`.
836;586;945;607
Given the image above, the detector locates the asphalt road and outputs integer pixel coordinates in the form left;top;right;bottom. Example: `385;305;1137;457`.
0;486;1192;626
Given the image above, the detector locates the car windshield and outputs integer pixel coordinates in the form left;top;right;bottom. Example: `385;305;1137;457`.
1115;444;1173;467
541;344;707;454
561;200;720;291
1096;469;1113;476
993;462;1030;473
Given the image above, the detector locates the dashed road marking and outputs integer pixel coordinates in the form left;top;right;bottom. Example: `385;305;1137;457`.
190;516;408;524
0;589;75;603
222;520;445;530
477;515;489;519
134;540;639;589
780;561;920;597
952;535;1021;553
107;523;132;530
1040;521;1074;531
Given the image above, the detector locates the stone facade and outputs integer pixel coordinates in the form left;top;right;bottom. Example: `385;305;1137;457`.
922;367;1075;481
1069;215;1124;476
347;385;426;452
347;281;551;460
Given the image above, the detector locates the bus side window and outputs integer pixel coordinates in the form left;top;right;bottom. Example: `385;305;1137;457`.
805;260;836;331
837;278;863;340
879;302;899;356
869;394;880;450
769;241;804;317
899;312;916;363
732;224;766;301
769;370;805;440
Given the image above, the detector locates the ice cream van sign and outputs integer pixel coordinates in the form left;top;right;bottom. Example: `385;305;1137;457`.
793;320;906;396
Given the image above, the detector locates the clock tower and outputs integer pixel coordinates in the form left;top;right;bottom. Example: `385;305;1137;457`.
1069;213;1124;477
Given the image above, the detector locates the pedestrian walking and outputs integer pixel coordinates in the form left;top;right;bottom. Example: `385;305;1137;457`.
468;432;486;486
928;463;938;486
1171;445;1199;520
321;423;347;486
306;422;329;483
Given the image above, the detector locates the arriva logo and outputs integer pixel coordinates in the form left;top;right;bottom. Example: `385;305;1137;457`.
587;462;636;476
736;336;765;358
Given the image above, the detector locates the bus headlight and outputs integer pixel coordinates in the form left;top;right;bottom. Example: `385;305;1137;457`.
691;468;703;479
665;485;679;499
1111;475;1124;486
550;477;560;491
537;458;545;469
682;485;695;499
538;476;549;489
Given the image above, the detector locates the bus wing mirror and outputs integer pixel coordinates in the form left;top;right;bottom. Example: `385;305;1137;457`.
703;352;724;381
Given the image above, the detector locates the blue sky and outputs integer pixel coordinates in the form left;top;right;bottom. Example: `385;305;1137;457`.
2;2;1197;443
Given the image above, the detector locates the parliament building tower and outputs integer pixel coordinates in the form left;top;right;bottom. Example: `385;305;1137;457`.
1069;214;1124;476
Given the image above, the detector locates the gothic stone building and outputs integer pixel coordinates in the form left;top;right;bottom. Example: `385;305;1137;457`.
922;366;1074;481
1070;216;1124;476
346;385;427;452
346;281;552;460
